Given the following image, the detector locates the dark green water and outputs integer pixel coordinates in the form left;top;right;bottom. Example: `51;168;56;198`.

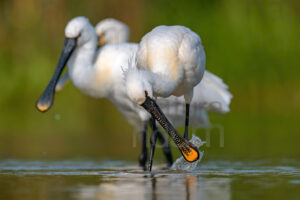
0;159;299;200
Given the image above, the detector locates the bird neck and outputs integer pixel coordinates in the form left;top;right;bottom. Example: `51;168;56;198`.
143;70;178;98
67;41;111;98
116;26;129;43
68;43;95;85
108;23;129;43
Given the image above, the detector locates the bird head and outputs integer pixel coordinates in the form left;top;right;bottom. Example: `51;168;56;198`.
95;18;130;46
36;16;96;112
65;16;97;48
124;66;153;105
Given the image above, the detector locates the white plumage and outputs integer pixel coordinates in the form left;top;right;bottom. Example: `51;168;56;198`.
53;17;148;131
55;18;232;131
158;71;232;127
134;26;206;102
123;25;213;165
124;25;206;119
55;18;130;92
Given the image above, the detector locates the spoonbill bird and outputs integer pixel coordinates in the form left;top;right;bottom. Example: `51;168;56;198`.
124;25;207;170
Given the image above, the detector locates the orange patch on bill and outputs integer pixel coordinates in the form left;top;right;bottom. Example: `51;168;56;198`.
36;103;49;112
182;147;199;162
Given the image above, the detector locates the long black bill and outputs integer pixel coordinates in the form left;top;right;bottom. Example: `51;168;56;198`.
141;94;199;163
36;37;77;112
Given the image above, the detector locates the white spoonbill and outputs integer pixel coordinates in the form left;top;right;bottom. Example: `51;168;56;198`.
124;25;206;170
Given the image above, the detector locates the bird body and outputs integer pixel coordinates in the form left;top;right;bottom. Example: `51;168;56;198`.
66;20;149;127
158;71;231;128
94;43;150;128
59;17;151;131
135;25;206;103
123;25;209;164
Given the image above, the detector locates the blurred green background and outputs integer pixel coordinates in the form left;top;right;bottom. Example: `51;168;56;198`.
0;0;299;161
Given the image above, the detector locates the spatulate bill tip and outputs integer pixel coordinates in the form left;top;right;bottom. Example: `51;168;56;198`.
35;99;52;113
180;143;199;163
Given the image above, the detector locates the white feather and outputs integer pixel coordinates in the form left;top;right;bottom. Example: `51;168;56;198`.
133;25;206;103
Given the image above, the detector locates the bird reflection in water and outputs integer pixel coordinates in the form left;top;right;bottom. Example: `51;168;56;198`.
74;173;231;200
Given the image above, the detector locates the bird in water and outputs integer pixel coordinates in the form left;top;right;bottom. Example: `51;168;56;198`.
36;17;232;171
124;25;208;170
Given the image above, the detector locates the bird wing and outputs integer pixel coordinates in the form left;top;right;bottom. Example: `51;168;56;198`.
157;70;232;128
55;72;70;92
192;70;233;113
157;95;210;128
178;26;206;89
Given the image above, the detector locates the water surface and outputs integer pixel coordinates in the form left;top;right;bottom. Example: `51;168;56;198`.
0;159;299;200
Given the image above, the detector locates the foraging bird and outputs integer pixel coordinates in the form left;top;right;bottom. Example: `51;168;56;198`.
124;25;207;170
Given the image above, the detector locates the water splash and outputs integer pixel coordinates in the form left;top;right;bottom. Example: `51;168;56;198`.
171;135;205;171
